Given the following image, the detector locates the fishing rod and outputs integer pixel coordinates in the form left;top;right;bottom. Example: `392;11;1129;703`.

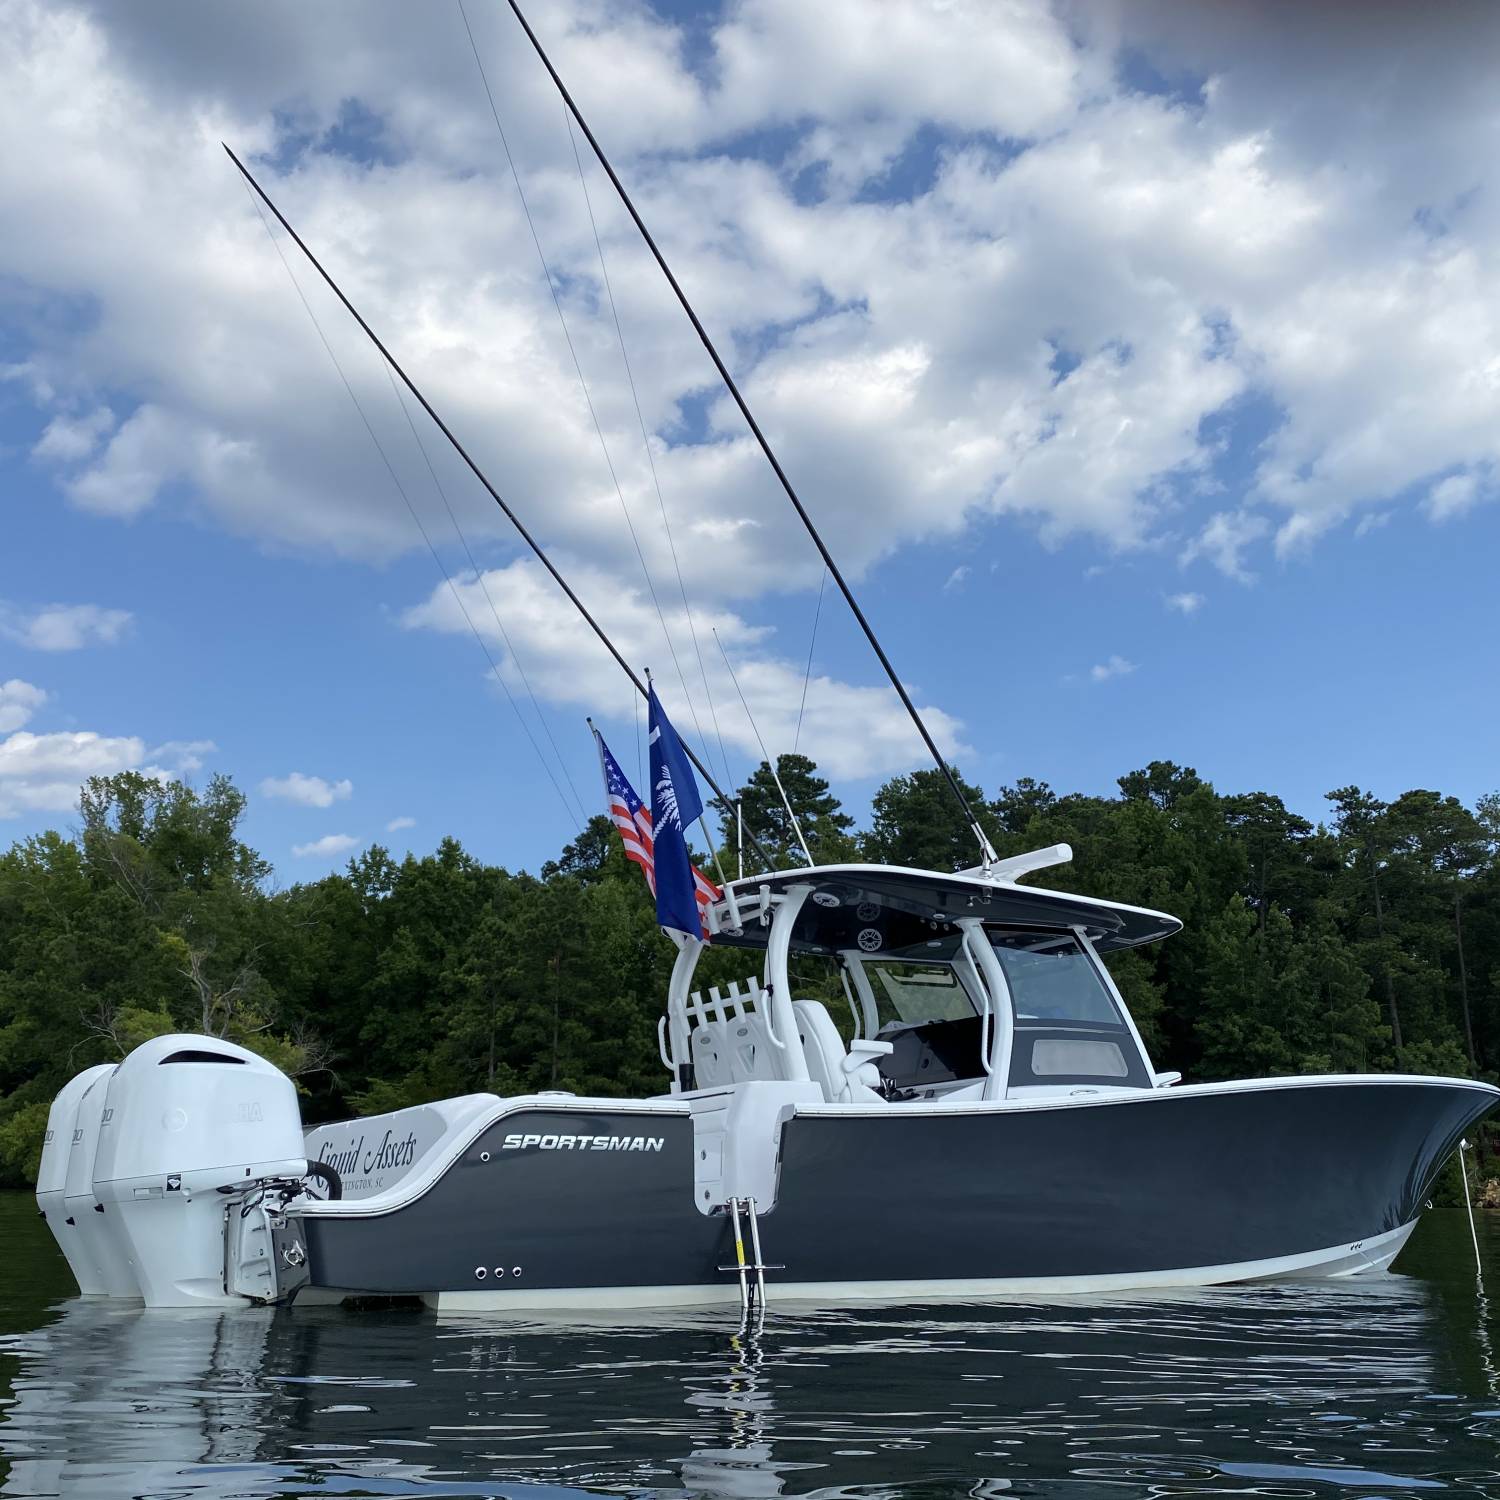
222;143;770;869
499;0;999;869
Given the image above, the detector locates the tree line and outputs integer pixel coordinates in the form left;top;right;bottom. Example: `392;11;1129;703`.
0;758;1496;1186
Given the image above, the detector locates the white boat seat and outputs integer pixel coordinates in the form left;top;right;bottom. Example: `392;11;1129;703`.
691;1008;785;1087
791;999;890;1104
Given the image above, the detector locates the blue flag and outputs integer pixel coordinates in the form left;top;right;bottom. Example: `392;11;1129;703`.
648;685;706;937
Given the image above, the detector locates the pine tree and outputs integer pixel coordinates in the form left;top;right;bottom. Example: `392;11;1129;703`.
720;754;856;871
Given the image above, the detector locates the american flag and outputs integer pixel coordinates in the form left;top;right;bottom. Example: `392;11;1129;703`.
595;729;719;937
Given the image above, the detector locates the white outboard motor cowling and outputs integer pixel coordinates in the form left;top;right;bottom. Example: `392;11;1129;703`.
37;1063;118;1295
61;1068;140;1298
92;1035;307;1307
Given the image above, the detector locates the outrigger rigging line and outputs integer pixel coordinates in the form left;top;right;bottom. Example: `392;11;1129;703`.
221;143;767;868
499;0;999;868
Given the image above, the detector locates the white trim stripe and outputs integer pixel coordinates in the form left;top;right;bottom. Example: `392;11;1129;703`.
419;1222;1417;1313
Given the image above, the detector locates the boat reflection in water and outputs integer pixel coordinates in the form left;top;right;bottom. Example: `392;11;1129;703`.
6;1250;1500;1500
2;1301;276;1500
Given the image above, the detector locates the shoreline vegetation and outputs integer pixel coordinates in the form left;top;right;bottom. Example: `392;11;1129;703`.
2;760;1496;1196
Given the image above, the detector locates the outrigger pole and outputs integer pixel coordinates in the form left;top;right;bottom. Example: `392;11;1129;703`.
222;144;770;869
499;0;1000;868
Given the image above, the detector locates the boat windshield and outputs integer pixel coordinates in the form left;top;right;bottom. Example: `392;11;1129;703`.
862;958;976;1029
989;930;1122;1025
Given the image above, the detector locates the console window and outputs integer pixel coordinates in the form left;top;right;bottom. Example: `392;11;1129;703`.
989;931;1122;1025
862;959;976;1029
1031;1038;1129;1078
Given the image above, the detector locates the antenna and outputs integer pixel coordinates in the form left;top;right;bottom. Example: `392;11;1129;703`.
714;629;814;868
499;0;999;869
222;143;771;869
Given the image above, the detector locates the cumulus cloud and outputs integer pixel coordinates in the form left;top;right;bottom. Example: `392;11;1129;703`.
292;833;359;859
1181;511;1271;583
0;729;146;816
0;710;215;817
31;405;114;463
2;0;1498;777
147;738;216;773
385;815;416;832
0;680;48;733
1425;470;1490;522
1165;591;1204;615
400;559;967;781
0;602;133;651
1089;655;1137;683
259;771;353;808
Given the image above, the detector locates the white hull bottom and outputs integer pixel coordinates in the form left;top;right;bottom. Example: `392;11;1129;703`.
421;1220;1418;1313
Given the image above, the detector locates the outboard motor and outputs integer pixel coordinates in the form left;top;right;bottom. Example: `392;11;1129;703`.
61;1068;140;1298
36;1063;117;1295
91;1035;307;1308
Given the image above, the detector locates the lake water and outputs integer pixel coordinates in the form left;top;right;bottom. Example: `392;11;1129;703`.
4;1193;1500;1499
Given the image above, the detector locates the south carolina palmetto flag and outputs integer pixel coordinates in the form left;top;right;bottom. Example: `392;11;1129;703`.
594;723;718;940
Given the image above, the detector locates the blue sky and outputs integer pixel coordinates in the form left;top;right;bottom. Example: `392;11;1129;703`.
3;0;1498;877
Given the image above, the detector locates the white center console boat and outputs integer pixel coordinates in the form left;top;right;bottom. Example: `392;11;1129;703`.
37;847;1498;1310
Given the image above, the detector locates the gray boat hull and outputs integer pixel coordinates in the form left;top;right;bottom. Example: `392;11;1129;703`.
290;1074;1496;1307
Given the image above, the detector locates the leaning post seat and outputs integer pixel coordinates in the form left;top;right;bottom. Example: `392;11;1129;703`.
684;976;797;1088
791;999;891;1104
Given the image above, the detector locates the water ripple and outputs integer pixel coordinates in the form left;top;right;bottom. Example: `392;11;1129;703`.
5;1211;1500;1499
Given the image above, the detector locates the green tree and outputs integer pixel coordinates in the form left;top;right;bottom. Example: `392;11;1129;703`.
3;756;1496;1190
1386;790;1490;1067
721;754;856;870
1326;786;1405;1058
991;777;1057;838
863;766;990;871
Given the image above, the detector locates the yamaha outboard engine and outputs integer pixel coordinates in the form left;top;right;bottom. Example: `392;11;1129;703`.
64;1068;141;1297
90;1035;307;1307
36;1063;118;1296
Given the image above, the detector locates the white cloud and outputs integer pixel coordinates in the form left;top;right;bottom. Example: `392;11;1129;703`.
1425;470;1489;523
147;738;216;773
400;559;968;781
943;565;971;593
0;0;1497;756
292;833;359;859
0;714;215;818
0;728;145;816
385;815;416;832
259;771;353;808
0;679;47;733
1353;510;1392;538
0;602;133;651
1089;655;1137;683
1164;591;1204;615
31;404;114;463
1181;511;1271;583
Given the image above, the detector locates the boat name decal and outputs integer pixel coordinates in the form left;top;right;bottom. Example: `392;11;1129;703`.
500;1133;664;1152
317;1128;419;1177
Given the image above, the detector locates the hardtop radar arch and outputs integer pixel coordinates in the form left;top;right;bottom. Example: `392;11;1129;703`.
703;859;1184;956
